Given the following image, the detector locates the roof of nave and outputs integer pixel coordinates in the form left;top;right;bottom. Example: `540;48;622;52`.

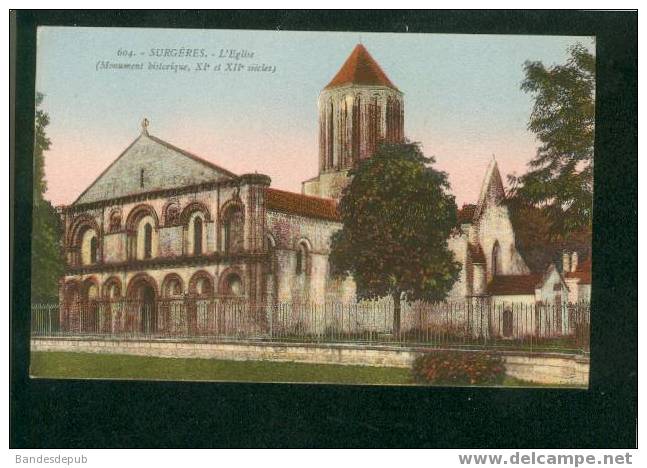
565;258;592;285
146;134;237;178
265;188;340;222
73;120;236;205
324;44;399;91
487;274;543;296
458;204;476;224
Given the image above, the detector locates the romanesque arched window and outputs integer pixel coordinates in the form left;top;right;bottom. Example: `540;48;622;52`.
144;223;152;259
69;214;101;267
168;280;182;297
222;205;244;254
196;278;209;296
193;217;203;255
352;95;361;163
225;273;243;296
162;275;183;298
179;202;210;256
81;278;100;333
189;271;214;298
103;277;122;300
295;247;303;275
295;241;309;275
125;205;159;261
266;234;276;273
89;236;98;264
163;201;181;226
79;227;99;266
107;284;118;299
108;210;121;233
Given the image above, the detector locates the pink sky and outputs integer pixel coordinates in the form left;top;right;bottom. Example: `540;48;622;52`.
37;29;587;208
43;119;536;208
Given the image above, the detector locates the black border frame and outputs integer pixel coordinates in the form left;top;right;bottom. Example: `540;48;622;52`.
10;10;637;448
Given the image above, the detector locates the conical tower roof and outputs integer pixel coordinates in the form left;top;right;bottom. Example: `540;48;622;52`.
473;158;506;220
324;44;398;91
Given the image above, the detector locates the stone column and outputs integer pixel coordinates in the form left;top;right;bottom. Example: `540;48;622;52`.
239;173;271;253
239;174;272;308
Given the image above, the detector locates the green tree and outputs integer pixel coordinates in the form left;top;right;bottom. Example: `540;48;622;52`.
506;201;591;272
329;142;461;335
31;93;64;303
508;43;595;239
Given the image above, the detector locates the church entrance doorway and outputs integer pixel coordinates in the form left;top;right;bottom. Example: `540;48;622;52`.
127;274;159;335
80;279;99;333
139;284;157;334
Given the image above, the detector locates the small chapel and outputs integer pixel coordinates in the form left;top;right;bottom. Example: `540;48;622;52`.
58;44;590;328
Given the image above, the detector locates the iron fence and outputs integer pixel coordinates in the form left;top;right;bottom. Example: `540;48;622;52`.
31;298;590;353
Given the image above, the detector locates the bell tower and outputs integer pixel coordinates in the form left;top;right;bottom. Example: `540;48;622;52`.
302;44;404;200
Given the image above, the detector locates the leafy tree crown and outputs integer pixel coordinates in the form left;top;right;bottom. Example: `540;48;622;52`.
508;43;595;239
329;142;460;303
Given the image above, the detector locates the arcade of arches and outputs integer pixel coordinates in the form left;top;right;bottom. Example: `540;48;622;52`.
56;43;590;339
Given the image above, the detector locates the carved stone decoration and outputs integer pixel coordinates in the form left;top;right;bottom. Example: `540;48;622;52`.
108;209;122;233
163;198;181;226
166;204;180;226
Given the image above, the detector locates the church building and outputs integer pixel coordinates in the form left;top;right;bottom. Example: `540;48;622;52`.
58;44;581;333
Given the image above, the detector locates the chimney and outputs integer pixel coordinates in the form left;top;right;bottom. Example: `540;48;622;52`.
562;251;571;274
570;251;579;273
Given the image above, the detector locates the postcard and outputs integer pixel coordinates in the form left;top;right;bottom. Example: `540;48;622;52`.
29;27;594;388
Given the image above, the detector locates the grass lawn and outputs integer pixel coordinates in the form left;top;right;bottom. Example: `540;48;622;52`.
30;352;412;385
30;352;574;387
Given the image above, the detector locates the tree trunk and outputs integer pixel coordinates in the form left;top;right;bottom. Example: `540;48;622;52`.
392;292;401;338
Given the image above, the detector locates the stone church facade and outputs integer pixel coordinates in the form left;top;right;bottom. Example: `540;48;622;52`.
58;44;585;333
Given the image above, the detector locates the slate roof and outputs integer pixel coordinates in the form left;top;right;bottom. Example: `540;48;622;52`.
265;188;340;222
147;134;237;178
73;131;236;205
324;44;399;91
487;274;542;296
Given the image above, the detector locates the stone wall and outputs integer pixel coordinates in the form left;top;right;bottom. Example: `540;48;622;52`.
31;338;589;386
446;230;470;300
266;209;355;304
503;353;589;386
474;203;530;282
302;170;351;200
